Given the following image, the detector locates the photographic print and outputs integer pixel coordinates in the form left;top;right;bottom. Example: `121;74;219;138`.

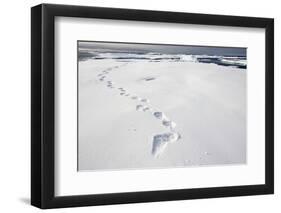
78;41;247;171
32;4;274;208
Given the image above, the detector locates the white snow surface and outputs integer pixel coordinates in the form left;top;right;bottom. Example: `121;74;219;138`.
78;59;246;171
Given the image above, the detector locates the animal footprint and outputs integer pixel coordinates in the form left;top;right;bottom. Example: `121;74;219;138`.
162;120;176;129
153;112;168;120
136;105;144;111
152;135;169;158
141;98;150;103
152;132;181;157
143;107;151;112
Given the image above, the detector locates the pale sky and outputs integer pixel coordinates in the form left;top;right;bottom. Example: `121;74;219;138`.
78;41;246;57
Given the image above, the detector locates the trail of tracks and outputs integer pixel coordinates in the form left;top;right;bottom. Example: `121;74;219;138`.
97;63;181;157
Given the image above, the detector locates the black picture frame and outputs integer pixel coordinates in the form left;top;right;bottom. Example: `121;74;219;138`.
31;3;274;209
